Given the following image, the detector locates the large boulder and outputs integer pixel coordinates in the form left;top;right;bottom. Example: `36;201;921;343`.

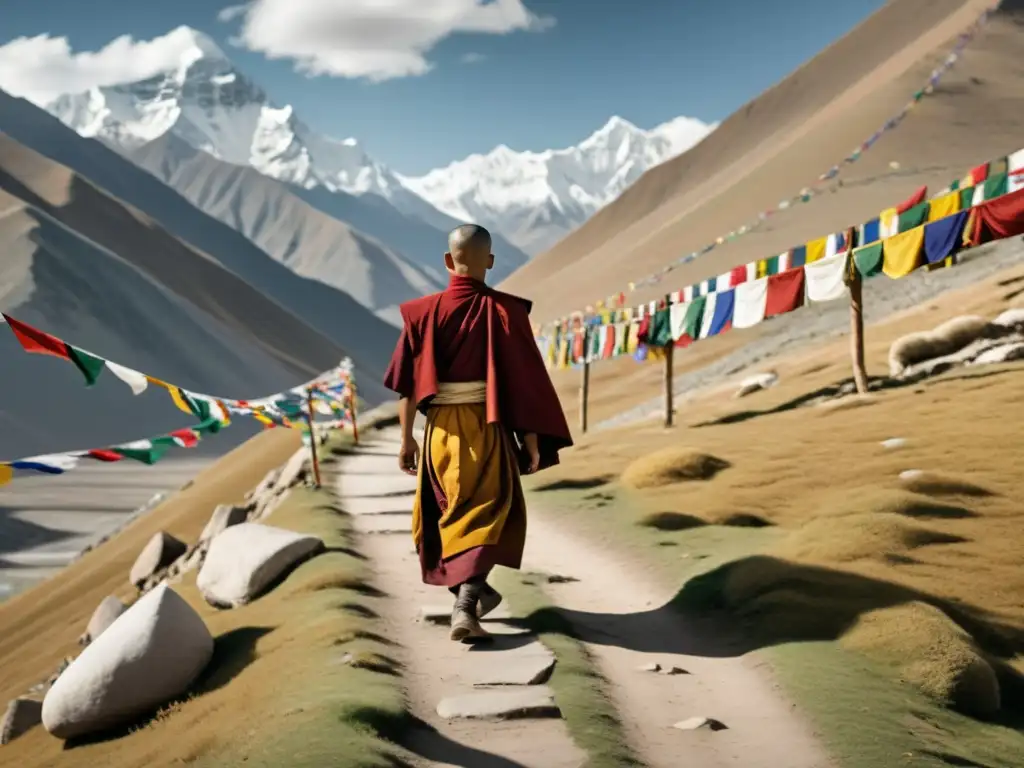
78;596;127;646
1;698;42;744
129;532;187;589
888;315;1000;377
196;523;324;609
199;504;248;545
42;584;213;740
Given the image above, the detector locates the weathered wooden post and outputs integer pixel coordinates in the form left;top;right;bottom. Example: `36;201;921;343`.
847;227;869;395
306;389;322;488
579;326;590;435
663;341;675;427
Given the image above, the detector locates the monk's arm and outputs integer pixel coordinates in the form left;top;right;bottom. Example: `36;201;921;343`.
398;396;417;444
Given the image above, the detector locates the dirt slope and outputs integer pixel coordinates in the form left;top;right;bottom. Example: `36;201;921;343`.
502;0;1024;321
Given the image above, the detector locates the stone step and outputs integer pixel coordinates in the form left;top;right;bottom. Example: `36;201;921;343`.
338;496;414;516
338;474;418;498
470;652;556;687
352;516;413;535
436;687;560;720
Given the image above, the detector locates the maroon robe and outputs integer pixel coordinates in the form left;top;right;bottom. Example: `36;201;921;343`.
384;273;572;469
383;274;573;586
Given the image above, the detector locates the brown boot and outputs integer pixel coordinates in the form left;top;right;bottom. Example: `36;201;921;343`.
450;582;490;642
477;583;503;618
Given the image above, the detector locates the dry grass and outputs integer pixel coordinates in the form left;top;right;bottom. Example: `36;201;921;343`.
842;602;1000;719
525;261;1024;764
620;447;730;489
0;431;406;767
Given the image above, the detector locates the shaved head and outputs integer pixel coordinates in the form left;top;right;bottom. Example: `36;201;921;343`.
445;224;494;280
448;224;492;252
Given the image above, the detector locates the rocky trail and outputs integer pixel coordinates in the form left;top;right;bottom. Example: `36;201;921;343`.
335;425;832;768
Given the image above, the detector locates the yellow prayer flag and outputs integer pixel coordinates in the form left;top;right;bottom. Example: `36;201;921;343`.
882;225;925;278
805;237;827;264
167;387;197;416
0;464;12;487
755;259;769;279
253;412;274;426
879;207;899;238
927;191;960;222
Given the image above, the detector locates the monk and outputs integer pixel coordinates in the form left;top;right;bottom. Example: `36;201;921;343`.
383;224;573;641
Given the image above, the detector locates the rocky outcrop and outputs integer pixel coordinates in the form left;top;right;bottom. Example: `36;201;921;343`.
1;698;42;744
78;596;127;647
129;532;187;589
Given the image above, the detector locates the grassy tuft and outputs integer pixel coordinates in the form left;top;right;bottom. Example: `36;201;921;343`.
620;447;730;489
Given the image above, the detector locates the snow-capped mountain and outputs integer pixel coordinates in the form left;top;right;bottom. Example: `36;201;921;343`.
44;25;713;265
399;115;716;254
46;28;403;199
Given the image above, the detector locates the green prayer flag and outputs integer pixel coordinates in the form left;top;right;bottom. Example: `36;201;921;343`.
983;172;1008;201
681;297;706;339
898;202;929;232
854;243;884;278
114;441;173;465
959;186;975;210
66;345;106;386
649;309;673;348
765;254;781;276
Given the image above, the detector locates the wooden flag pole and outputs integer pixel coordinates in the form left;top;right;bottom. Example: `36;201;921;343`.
579;327;590;435
663;341;675;428
847;228;869;395
306;389;322;489
349;379;360;445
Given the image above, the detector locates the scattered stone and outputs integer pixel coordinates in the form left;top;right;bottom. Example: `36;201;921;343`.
734;371;779;399
889;315;1000;378
42;584;213;740
78;595;127;646
1;698;43;744
419;605;452;625
246;467;281;502
472;654;556;686
546;574;578;584
899;469;926;482
197;523;324;609
881;438;908;450
276;449;310;492
199;504;249;544
673;716;727;731
129;532;187;589
47;657;74;686
639;662;662;673
661;666;690;676
436;688;560;720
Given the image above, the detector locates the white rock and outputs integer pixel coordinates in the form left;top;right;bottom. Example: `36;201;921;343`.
129;532;187;588
880;438;908;450
199;504;248;544
42;584;213;740
673;716;727;731
197;523;323;608
734;372;779;398
276;449;310;491
246;467;281;502
899;469;926;482
1;698;42;744
436;688;560;720
79;596;126;646
471;655;556;686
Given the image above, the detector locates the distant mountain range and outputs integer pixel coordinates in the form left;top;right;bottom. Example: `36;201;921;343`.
43;27;715;270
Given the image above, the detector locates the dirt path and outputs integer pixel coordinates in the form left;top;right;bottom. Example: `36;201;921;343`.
335;427;586;768
336;425;832;768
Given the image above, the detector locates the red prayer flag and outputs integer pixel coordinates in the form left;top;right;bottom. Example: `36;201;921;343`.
86;449;123;462
970;163;989;185
169;428;200;448
895;185;928;214
729;265;749;287
765;269;806;318
2;314;71;360
967;187;1024;245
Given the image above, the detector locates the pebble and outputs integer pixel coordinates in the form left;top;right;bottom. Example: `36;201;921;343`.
673;716;727;731
881;438;908;450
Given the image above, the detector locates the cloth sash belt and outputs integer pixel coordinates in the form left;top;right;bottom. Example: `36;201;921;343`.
431;380;487;405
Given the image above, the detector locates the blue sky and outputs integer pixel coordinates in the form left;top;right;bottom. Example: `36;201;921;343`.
0;0;889;174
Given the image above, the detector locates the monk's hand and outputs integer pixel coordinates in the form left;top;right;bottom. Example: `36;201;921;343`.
523;433;540;475
398;438;420;476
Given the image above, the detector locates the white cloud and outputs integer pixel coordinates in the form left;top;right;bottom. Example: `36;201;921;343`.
224;0;553;82
0;26;217;105
461;52;486;64
217;5;249;23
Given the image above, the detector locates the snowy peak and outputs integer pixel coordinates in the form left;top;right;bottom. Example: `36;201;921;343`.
170;25;229;67
399;114;716;254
